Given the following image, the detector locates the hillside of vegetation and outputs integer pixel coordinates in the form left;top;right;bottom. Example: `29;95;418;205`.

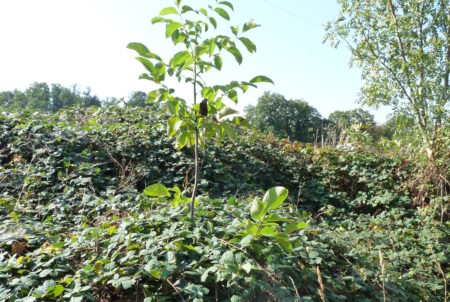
0;107;447;301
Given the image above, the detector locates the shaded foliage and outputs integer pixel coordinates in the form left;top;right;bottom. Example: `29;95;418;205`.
0;107;447;301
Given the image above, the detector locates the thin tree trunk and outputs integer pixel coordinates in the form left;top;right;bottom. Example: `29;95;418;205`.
190;64;198;219
190;129;199;219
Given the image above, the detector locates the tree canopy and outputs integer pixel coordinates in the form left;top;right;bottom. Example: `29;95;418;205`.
325;0;449;160
245;92;325;143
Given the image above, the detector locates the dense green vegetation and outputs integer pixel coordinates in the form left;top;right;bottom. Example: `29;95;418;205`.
0;0;448;301
0;107;448;301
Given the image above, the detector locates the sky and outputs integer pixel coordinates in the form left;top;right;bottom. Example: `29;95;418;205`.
0;0;391;123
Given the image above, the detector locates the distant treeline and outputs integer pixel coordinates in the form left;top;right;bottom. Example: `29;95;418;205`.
1;83;400;145
245;92;399;145
0;82;149;112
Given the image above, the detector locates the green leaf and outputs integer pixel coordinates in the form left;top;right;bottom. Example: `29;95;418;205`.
181;5;194;13
258;226;278;237
176;131;189;149
285;221;308;234
53;285;64;297
227;46;243;64
231;26;239;36
219;1;234;11
224;124;236;139
215;7;230;20
276;237;292;253
250;75;274;84
167;116;182;138
159;7;178;16
135;57;155;75
264;213;287;222
263;186;288;211
219;107;238;118
238;37;256;53
245;220;258;236
170;50;191;67
241;262;252;274
127;42;162;60
209;17;217;28
220;250;235;265
166;21;182;37
10;212;19;222
127;42;148;56
143;184;171;197
214;55;222;70
250;198;265;221
243;19;260;32
240;234;253;247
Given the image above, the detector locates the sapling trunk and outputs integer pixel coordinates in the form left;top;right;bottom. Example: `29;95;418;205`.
190;128;199;219
190;64;198;219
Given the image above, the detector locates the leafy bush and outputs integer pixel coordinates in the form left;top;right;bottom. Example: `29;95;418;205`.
0;107;447;301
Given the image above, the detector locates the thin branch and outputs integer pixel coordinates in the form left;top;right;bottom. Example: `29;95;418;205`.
166;279;186;302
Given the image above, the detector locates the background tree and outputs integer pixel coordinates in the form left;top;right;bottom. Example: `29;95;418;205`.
50;84;79;111
245;92;324;143
26;82;50;111
328;108;376;141
126;91;148;107
80;87;102;107
325;0;449;160
0;91;14;108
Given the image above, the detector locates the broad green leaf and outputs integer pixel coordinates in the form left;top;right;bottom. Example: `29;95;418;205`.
263;186;288;211
199;8;208;16
181;5;194;13
219;107;238;118
243;19;260;32
250;75;274;84
264;213;287;222
227;46;243;64
228;89;238;102
10;212;19;222
238;37;256;53
135;57;155;75
241;262;252;274
231;26;239;36
224;124;236;139
214;55;222;70
276;237;292;253
176;131;189;149
258;226;278;237
149;269;161;279
127;42;162;60
240;234;253;247
215;7;230;20
220;250;235;265
138;73;152;81
159;7;178;16
127;42;149;56
167;116;182;138
219;1;234;11
285;221;308;234
53;285;64;297
250;198;265;221
143;184;171;197
209;17;217;28
165;21;182;37
170;50;191;67
245;220;258;236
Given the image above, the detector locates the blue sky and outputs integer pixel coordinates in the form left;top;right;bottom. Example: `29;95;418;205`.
0;0;391;122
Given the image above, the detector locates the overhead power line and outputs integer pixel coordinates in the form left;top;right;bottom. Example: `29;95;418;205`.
261;0;323;29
